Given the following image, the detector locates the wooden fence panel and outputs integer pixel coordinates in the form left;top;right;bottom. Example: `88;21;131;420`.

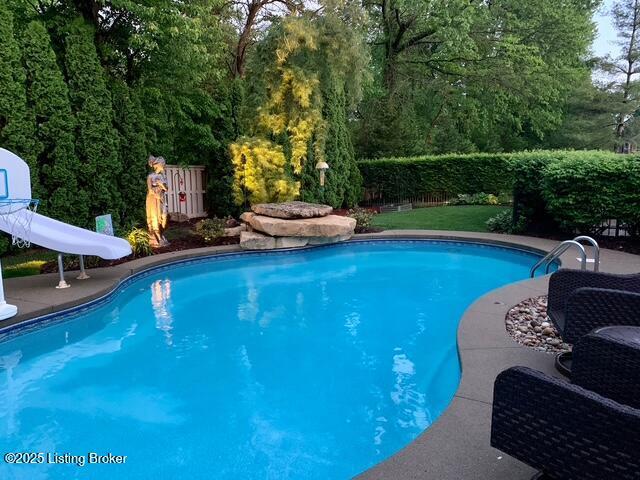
165;165;207;219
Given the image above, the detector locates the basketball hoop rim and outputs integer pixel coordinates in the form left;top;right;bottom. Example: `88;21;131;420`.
0;198;39;214
1;199;39;249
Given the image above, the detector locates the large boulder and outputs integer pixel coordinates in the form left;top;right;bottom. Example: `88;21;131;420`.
275;237;309;248
251;201;333;219
240;231;276;250
246;214;356;238
224;224;247;237
308;235;352;245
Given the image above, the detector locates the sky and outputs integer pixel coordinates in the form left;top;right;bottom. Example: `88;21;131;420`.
593;0;619;58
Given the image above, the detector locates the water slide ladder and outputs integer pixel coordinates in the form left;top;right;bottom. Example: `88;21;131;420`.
530;236;600;278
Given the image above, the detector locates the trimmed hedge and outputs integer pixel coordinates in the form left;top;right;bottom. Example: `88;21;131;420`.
358;153;514;200
541;155;640;235
358;150;640;236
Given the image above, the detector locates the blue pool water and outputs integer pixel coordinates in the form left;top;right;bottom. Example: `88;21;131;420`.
0;240;549;479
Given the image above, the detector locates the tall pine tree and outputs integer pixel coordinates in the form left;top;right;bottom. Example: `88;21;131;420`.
22;20;88;225
323;73;361;208
64;18;123;225
0;3;41;195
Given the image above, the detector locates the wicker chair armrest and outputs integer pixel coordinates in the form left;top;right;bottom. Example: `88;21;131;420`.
548;269;640;316
491;366;640;480
572;327;640;409
563;288;640;343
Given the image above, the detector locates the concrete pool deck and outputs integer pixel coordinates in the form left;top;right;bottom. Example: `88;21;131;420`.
2;230;639;479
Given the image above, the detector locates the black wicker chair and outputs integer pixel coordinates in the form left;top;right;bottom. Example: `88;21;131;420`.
547;269;640;374
491;326;640;480
572;326;640;408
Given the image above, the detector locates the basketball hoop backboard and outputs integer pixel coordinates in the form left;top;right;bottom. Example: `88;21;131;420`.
0;148;38;246
0;148;32;202
0;169;8;200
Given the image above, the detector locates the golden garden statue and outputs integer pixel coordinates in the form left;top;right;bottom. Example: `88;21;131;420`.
146;155;170;248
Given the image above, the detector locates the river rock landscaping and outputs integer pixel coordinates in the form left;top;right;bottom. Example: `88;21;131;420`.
505;296;571;354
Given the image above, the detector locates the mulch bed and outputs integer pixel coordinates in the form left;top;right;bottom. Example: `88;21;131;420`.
40;231;239;274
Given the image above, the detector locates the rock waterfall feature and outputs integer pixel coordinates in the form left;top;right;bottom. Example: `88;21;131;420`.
239;201;356;250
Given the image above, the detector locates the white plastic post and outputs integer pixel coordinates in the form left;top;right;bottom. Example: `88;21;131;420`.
56;254;70;289
0;259;18;320
76;255;90;280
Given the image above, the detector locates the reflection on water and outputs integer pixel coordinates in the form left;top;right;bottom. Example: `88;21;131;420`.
391;350;429;430
0;351;22;435
151;279;174;346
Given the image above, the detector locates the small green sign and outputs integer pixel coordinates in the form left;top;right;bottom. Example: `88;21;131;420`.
95;214;114;236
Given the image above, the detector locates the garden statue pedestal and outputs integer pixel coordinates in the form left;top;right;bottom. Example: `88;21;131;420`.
239;202;356;250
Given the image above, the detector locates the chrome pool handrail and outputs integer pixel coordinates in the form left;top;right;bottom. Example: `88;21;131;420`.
573;236;600;272
531;240;587;277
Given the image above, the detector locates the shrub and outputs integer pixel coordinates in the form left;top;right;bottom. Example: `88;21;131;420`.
347;207;375;230
0;234;10;256
126;228;152;257
449;192;499;205
486;209;526;234
195;218;226;243
509;151;640;234
540;155;640;235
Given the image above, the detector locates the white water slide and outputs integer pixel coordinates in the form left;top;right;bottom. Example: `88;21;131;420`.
0;210;131;260
0;148;132;319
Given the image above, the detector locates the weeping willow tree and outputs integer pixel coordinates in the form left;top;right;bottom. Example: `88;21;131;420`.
231;2;368;206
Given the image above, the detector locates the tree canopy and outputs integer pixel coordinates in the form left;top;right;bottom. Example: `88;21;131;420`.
0;0;627;227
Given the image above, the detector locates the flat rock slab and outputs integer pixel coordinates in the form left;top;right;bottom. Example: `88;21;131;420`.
308;235;352;245
275;237;309;249
251;201;333;219
247;214;356;238
224;224;247;237
239;231;276;250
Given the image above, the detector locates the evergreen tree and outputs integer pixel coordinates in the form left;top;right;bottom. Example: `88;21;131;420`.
112;81;147;226
22;20;88;225
300;74;362;208
0;3;41;194
63;18;123;225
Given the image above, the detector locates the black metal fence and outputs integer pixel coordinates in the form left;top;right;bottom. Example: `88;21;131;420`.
360;190;453;208
598;219;631;237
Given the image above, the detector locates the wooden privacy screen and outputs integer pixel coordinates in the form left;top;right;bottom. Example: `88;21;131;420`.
165;165;207;219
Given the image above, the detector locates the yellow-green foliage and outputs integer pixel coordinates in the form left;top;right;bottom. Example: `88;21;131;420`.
231;138;300;204
126;227;152;257
231;18;325;205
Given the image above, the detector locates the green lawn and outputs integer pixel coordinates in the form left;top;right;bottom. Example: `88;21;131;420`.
1;249;58;279
372;205;509;232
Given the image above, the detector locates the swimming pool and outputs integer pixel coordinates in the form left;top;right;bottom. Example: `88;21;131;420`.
0;240;552;479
